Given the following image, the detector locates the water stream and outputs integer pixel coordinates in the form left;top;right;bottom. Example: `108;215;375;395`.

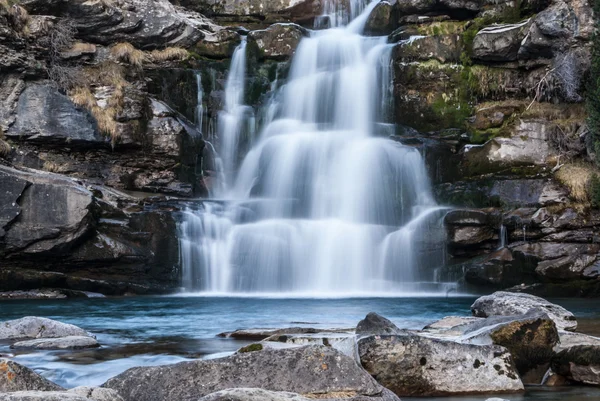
179;0;455;296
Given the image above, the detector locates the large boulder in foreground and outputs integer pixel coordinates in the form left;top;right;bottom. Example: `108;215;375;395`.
0;388;122;401
104;345;398;401
0;359;62;393
471;291;577;331
358;334;523;396
461;311;559;384
356;312;403;336
198;388;328;401
0;317;91;340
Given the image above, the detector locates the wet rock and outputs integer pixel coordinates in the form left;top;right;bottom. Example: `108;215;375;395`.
472;20;531;62
356;312;403;336
0;289;104;300
11;336;100;350
6;84;106;148
555;331;600;353
394;35;462;63
471;291;577;331
444;209;496;226
447;225;496;246
358;334;523;396
0;359;63;392
364;1;396;36
0;317;92;340
551;345;600;385
421;316;483;337
104;345;395;401
464;248;521;287
248;24;306;60
217;327;351;341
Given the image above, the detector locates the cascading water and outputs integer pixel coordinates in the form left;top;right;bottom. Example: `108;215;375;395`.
179;0;452;296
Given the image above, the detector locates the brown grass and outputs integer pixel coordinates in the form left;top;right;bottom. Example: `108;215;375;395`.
555;163;599;202
1;0;30;34
149;47;189;62
42;160;61;173
110;42;146;68
0;136;11;158
70;86;97;110
68;42;96;54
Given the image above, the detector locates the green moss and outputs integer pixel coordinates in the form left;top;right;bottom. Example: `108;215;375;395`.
238;343;264;353
591;174;600;208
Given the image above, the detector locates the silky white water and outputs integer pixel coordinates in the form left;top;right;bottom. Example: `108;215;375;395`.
179;0;453;296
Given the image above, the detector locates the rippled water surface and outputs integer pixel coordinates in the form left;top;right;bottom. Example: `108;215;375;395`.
1;295;600;400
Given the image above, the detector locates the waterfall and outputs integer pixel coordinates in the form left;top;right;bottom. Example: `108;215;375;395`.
498;224;508;249
179;1;451;296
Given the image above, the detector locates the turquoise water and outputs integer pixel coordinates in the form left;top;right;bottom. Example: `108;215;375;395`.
1;295;600;400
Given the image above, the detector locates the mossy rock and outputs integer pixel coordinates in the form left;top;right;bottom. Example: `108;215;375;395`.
490;315;559;380
238;343;264;353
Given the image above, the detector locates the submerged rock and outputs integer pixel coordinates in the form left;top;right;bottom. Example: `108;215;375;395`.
356;312;403;336
358;334;523;396
471;291;577;331
104;345;397;401
0;359;63;393
0;317;92;340
11;336;100;350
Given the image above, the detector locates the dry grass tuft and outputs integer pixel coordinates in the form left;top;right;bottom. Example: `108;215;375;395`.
0;136;11;158
70;86;97;110
68;42;96;54
555;163;599;202
42;160;61;173
110;42;146;68
149;47;189;62
1;0;30;33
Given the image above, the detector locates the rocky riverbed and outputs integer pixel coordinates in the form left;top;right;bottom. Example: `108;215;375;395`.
1;292;600;400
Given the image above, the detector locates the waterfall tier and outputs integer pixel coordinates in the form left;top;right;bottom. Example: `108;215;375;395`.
179;0;453;296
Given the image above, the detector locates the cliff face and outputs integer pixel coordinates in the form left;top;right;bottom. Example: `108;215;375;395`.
0;0;598;296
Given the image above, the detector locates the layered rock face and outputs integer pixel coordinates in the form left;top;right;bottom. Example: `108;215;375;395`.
0;0;597;296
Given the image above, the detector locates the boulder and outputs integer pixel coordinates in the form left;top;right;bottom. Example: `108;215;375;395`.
551;345;600;385
422;316;483;338
0;317;92;340
358;334;523;396
11;336;100;350
217;327;351;341
461;311;559;383
248;24;307;60
356;312;403;336
104;345;397;401
0;359;63;393
472;20;531;62
447;225;495;246
471;291;577;331
444;209;496;226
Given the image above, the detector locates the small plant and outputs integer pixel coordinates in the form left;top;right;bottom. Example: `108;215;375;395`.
555;163;597;202
110;42;146;68
0;136;11;158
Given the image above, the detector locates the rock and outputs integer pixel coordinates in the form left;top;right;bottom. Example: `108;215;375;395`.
364;1;396;36
262;333;357;359
462;120;558;176
421;316;483;338
447;225;496;246
6;84;107;148
464;311;559;384
444;209;497;226
472;20;531;61
11;336;100;350
248;24;307;60
358;334;523;396
0;165;94;255
356;312;403;336
471;291;577;331
555;331;600;352
217;327;351;341
104;345;396;401
0;289;104;300
394;34;463;63
198;388;312;401
464;248;521;287
0;317;92;340
0;393;89;401
69;387;124;401
0;359;63;392
551;345;600;385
